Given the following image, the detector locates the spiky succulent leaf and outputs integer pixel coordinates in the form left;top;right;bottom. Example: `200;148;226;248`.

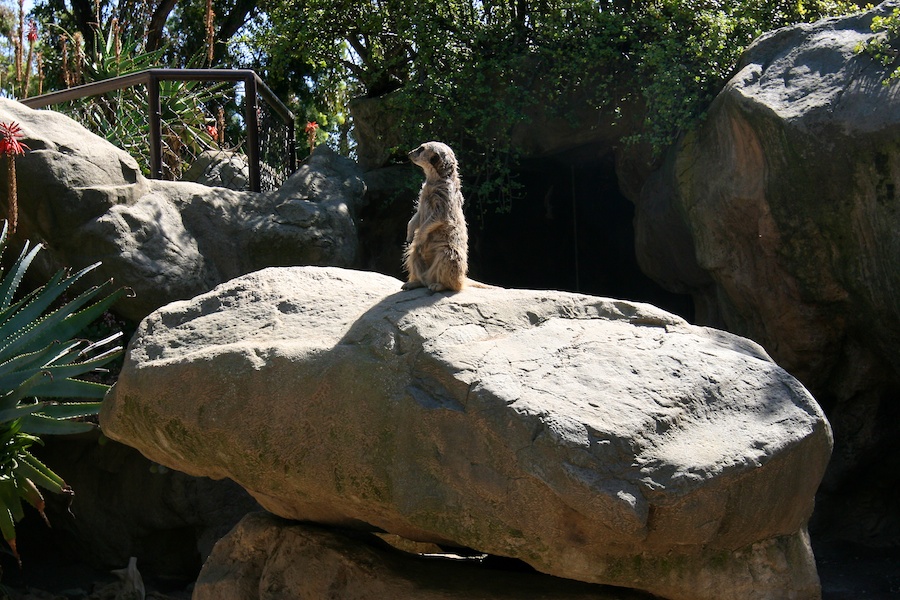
15;450;69;495
0;221;124;562
19;414;96;435
0;484;19;558
0;271;120;362
25;282;127;351
0;341;79;389
0;402;47;425
0;269;71;350
0;239;42;311
0;477;24;524
0;370;54;410
27;377;112;399
34;402;102;420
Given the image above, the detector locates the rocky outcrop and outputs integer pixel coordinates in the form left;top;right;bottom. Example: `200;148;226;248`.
181;150;251;190
624;4;900;546
194;512;656;600
0;99;364;322
102;266;831;600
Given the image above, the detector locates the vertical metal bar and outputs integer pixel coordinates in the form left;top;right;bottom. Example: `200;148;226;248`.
148;72;163;180
244;75;261;193
287;118;296;175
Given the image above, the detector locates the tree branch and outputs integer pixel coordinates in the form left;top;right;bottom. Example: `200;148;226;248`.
146;0;178;52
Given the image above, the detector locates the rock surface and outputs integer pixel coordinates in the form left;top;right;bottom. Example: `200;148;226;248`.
181;150;251;190
194;512;655;600
0;99;364;322
102;266;831;600
625;3;900;546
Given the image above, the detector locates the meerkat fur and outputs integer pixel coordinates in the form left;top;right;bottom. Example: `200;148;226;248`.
403;141;469;292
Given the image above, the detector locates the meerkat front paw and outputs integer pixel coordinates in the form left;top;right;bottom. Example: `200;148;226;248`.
402;280;425;290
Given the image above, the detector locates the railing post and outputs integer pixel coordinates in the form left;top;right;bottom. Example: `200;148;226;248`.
244;74;261;193
148;72;163;180
287;119;296;174
21;68;296;189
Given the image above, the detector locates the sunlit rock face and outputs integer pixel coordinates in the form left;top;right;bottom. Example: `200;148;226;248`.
103;266;831;600
626;4;900;547
0;98;364;322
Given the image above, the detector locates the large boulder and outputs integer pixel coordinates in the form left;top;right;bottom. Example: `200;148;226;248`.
102;266;832;600
194;512;656;600
0;99;364;322
625;3;900;545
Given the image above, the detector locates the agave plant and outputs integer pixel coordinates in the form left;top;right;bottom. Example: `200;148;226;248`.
0;221;127;564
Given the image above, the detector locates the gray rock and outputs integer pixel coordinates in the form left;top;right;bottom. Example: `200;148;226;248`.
102;266;832;600
194;512;656;600
0;99;364;322
182;150;250;190
348;95;406;171
625;4;900;544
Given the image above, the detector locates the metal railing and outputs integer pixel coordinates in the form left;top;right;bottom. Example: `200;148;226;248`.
20;68;296;193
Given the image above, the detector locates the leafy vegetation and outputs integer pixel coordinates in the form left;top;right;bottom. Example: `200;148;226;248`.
0;221;126;564
0;0;858;209
248;0;855;211
857;6;900;83
15;9;237;178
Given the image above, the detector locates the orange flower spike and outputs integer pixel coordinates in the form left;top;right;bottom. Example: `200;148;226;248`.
305;121;318;155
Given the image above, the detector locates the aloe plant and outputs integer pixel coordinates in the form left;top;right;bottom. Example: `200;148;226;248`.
0;220;126;564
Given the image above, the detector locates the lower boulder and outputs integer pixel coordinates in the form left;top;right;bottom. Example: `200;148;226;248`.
101;266;832;600
194;512;654;600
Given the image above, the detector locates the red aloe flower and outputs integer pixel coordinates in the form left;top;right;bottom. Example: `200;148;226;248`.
305;121;318;155
26;21;37;44
0;121;30;235
0;122;29;156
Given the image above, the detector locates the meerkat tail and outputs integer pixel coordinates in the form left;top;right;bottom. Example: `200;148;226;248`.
464;278;501;289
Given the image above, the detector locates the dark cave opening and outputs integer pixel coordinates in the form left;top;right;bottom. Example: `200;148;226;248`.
468;151;694;322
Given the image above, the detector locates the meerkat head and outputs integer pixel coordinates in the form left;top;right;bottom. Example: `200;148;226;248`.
409;141;458;182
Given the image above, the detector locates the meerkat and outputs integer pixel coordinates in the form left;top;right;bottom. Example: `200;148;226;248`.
402;141;469;292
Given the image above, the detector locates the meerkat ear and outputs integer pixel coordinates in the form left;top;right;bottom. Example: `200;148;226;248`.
429;153;442;168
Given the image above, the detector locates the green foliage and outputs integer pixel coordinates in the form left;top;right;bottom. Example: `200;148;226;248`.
856;6;900;83
249;0;855;213
0;220;126;564
53;19;168;166
50;17;232;178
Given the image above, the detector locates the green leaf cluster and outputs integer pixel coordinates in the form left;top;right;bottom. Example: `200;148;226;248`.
0;220;126;564
48;16;236;179
856;5;900;83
